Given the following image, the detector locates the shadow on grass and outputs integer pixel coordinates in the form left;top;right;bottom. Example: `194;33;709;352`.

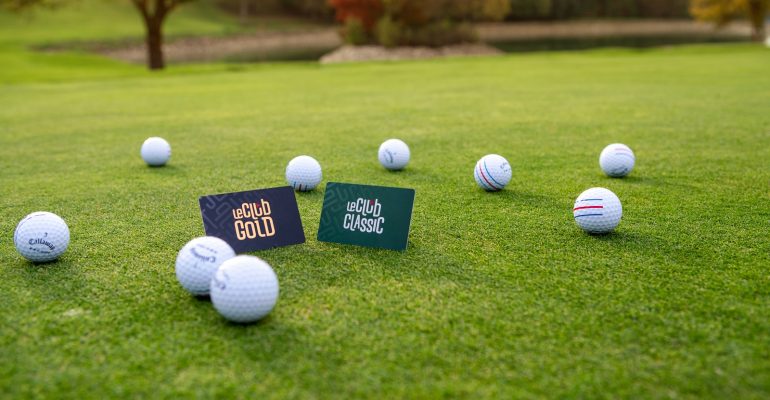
601;174;697;189
13;257;89;301
138;164;185;175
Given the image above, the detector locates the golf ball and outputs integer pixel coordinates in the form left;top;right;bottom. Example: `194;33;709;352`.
286;155;322;191
474;154;512;191
573;187;622;234
141;137;171;166
175;236;236;296
210;255;279;323
599;143;635;178
378;139;410;170
14;211;70;263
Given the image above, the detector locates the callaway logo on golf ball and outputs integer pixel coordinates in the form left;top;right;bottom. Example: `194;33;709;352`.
285;155;322;191
141;137;171;166
210;255;279;323
175;236;235;296
599;143;635;178
378;139;410;170
14;211;70;263
573;187;622;234
474;154;512;191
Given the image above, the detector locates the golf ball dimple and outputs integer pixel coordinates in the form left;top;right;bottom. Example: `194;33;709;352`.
378;139;410;170
141;137;171;166
14;212;70;263
286;155;322;191
210;255;279;323
474;154;512;191
573;187;622;234
175;236;236;296
599;143;635;178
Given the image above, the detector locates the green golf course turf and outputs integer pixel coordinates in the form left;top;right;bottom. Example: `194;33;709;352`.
1;41;769;398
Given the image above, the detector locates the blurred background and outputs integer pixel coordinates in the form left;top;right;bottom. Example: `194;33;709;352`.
0;0;767;72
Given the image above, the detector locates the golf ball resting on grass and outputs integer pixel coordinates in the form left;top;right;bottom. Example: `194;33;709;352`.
286;155;322;191
378;139;410;170
600;143;635;178
474;154;512;191
14;211;70;263
210;256;279;323
573;187;622;234
175;236;236;296
141;137;171;166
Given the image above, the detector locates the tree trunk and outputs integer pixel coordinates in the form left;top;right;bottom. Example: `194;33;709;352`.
748;0;768;41
240;0;249;25
146;18;165;70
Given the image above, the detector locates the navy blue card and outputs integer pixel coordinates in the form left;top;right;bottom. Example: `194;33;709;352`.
199;186;305;253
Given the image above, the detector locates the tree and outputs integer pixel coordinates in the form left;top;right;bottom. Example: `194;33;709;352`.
1;0;192;70
690;0;769;41
131;0;193;70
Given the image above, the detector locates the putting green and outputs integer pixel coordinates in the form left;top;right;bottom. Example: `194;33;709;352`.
1;44;769;398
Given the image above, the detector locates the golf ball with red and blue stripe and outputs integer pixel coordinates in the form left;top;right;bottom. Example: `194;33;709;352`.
599;143;635;178
573;187;622;234
474;154;511;191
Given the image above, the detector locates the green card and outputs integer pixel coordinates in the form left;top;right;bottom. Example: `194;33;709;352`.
318;182;416;251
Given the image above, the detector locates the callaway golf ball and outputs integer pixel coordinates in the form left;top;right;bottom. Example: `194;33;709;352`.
573;187;622;234
378;139;410;170
285;155;322;191
474;154;512;191
599;143;635;178
175;236;236;296
210;255;279;323
14;212;70;263
141;137;171;166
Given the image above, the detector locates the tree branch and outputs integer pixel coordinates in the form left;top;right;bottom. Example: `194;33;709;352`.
130;0;149;20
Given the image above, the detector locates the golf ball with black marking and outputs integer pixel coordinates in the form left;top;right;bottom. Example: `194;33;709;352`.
14;211;70;263
175;236;235;296
474;154;512;191
286;155;322;191
599;143;635;178
378;139;410;170
141;137;171;166
210;255;279;323
573;187;622;234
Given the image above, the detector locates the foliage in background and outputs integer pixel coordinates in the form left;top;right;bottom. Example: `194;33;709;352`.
506;0;690;19
212;0;691;21
330;0;509;46
690;0;768;40
215;0;332;20
0;0;63;10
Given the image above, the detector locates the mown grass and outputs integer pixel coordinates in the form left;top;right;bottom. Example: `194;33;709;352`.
0;18;769;398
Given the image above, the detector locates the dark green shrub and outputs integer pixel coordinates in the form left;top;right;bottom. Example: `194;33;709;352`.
343;17;372;44
331;0;508;47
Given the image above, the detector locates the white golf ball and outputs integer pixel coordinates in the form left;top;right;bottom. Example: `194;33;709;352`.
474;154;512;191
378;139;410;170
573;187;622;234
141;137;171;166
285;155;322;191
599;143;635;178
175;236;236;296
210;255;279;323
14;211;70;263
